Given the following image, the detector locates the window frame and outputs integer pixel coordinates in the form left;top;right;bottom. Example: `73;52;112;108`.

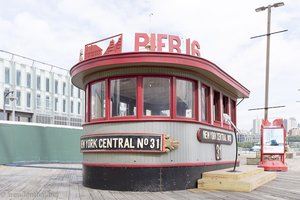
85;84;89;122
63;99;66;113
27;73;31;88
5;68;10;84
16;90;21;107
54;97;58;112
86;76;198;122
46;78;50;92
222;95;229;115
230;99;237;126
71;85;74;97
63;82;66;95
78;102;81;115
213;90;221;125
71;100;74;113
4;88;10;105
222;94;229;128
55;80;58;94
142;76;172;119
175;77;198;120
37;76;41;90
200;84;211;124
78;89;81;98
46;95;50;110
90;79;107;121
16;70;21;86
109;76;138;119
84;75;235;130
36;94;41;109
26;92;31;108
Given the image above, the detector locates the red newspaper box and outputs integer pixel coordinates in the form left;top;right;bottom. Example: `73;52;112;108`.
258;119;288;171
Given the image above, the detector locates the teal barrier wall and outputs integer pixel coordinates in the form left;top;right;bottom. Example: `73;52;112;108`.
0;122;83;164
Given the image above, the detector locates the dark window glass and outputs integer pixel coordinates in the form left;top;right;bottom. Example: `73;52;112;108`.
91;81;105;119
55;98;58;111
213;90;221;121
36;94;41;108
46;96;50;109
63;99;66;112
110;78;136;117
37;76;41;90
71;85;74;97
176;79;194;118
27;73;31;88
63;82;66;95
143;77;170;116
5;68;10;84
26;92;31;108
16;70;21;86
46;78;50;92
231;99;236;125
16;90;21;106
223;95;229;114
71;100;74;113
201;85;210;122
55;80;58;94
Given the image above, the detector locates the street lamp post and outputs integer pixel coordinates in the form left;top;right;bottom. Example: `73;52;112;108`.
255;2;285;121
3;89;14;120
223;113;241;172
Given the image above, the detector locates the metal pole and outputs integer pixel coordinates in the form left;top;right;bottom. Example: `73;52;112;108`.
3;91;6;120
3;90;14;120
223;113;240;172
12;99;15;121
233;129;238;172
264;6;271;121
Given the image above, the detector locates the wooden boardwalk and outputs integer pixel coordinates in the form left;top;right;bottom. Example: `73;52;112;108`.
0;156;300;200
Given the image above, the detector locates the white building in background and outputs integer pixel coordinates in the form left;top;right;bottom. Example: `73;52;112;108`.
286;117;297;132
288;127;300;136
252;118;262;135
0;50;84;126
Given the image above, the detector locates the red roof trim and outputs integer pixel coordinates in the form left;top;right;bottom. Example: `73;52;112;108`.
70;52;249;97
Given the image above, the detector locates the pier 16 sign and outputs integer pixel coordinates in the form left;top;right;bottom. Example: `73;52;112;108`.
135;33;201;57
81;133;163;153
83;33;201;61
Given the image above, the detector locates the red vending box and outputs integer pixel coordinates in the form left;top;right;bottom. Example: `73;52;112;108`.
258;119;288;171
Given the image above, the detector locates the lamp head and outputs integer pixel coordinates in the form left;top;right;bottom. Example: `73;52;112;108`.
256;2;284;12
273;2;284;8
223;113;231;124
8;96;17;101
255;6;267;12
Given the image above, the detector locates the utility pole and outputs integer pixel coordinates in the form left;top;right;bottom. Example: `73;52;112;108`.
253;2;286;120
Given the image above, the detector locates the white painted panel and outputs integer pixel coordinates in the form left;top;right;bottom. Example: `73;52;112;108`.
83;122;236;164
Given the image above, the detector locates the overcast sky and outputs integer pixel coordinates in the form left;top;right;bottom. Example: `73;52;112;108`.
1;0;299;131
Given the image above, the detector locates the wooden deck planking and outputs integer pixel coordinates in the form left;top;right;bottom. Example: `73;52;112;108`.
78;185;93;200
123;192;155;200
0;156;300;200
100;190;121;200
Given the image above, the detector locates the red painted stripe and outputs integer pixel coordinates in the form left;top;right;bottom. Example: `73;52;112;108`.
82;160;239;168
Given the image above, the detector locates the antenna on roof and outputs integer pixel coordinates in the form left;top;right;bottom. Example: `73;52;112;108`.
149;13;153;34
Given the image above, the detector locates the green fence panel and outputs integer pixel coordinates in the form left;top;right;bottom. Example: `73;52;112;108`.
0;122;83;164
